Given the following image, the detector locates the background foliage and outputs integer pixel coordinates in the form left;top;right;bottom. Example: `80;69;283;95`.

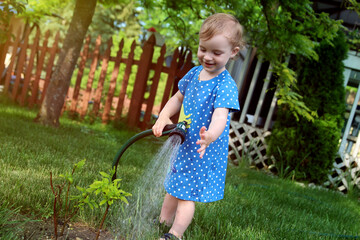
22;0;140;46
140;0;343;121
0;0;26;44
10;0;346;123
267;31;348;183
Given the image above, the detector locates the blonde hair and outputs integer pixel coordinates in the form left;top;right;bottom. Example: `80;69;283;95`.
199;13;245;49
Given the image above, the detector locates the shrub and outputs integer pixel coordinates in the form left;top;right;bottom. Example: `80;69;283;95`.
267;31;348;183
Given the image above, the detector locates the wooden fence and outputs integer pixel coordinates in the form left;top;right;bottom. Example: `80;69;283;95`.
0;26;194;129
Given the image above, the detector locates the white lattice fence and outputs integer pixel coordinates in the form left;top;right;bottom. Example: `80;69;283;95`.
326;154;360;192
228;121;360;193
228;121;275;169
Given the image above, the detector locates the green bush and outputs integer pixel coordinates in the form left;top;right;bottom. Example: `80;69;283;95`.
268;112;342;183
267;31;348;183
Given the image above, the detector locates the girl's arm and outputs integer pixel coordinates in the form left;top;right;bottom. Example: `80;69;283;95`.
196;107;229;158
152;90;184;137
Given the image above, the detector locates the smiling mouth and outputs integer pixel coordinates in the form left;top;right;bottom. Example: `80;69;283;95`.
204;62;214;67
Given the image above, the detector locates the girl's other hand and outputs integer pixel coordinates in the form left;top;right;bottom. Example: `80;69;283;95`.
196;126;214;158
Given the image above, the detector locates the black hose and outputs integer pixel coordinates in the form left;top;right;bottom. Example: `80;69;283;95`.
111;123;180;181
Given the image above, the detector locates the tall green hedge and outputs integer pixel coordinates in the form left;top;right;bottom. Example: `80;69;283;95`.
267;31;348;184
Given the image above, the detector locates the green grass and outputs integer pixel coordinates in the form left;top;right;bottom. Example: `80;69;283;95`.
1;100;360;239
0;201;32;239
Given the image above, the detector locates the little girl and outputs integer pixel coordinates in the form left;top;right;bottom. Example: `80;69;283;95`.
152;13;245;240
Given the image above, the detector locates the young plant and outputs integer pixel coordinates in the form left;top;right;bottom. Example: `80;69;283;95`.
75;167;132;240
50;159;86;239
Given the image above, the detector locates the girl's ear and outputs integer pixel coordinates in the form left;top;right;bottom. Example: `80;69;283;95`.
231;46;240;58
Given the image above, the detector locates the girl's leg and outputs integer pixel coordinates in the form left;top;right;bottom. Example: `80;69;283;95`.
159;193;178;225
168;199;195;239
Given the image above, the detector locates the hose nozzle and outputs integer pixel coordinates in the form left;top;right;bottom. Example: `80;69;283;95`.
168;121;187;144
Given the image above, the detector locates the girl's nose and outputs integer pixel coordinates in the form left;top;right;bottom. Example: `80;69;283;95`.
204;53;212;61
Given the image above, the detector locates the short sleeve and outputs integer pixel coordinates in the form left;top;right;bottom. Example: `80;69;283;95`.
178;66;199;95
214;79;240;113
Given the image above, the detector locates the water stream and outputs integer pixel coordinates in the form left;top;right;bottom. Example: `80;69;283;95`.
114;135;182;239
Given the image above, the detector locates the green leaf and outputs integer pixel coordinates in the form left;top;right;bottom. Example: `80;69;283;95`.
75;159;86;169
76;186;85;192
86;188;94;193
121;196;129;205
99;171;110;178
68;176;73;184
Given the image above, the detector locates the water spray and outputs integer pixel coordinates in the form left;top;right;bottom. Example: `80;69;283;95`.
110;121;187;239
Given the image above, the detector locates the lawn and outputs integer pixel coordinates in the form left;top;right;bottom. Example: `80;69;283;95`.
1;99;360;240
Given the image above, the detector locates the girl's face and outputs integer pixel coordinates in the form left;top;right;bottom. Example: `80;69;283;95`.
197;33;239;78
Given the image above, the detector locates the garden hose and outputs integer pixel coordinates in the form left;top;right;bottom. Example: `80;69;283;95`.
111;121;187;181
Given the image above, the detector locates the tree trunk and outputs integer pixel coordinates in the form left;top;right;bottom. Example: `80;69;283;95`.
35;0;97;127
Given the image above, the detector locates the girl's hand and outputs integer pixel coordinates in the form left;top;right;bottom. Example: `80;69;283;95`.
152;117;173;137
196;108;229;158
152;90;184;137
196;126;214;158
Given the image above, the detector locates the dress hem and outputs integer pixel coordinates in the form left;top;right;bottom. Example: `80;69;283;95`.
165;190;224;203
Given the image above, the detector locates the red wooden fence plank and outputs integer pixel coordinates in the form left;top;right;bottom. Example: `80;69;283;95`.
70;35;91;113
81;35;101;117
20;27;40;106
102;38;124;123
39;31;60;105
29;30;50;107
160;48;179;110
157;65;171;74
141;43;166;129
11;27;31;101
115;40;136;120
177;47;185;71
4;28;21;94
92;37;112;116
0;30;12;83
177;49;193;77
127;34;156;127
171;49;189;97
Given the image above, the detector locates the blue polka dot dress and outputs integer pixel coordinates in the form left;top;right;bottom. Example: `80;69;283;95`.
164;65;240;202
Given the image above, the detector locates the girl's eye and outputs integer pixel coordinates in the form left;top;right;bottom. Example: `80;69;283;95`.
214;52;222;56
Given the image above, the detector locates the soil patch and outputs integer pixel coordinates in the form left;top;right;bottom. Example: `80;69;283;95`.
21;219;117;240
